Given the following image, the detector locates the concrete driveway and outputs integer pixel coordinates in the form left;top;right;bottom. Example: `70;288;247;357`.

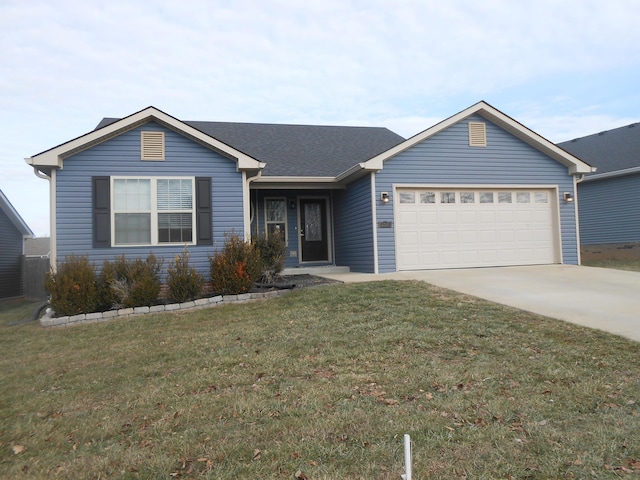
320;265;640;342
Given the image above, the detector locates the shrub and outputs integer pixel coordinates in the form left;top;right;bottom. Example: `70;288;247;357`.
166;248;205;303
253;231;286;283
45;255;100;316
100;254;163;309
210;233;261;295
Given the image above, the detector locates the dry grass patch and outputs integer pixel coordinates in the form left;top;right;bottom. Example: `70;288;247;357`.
1;281;638;478
582;258;640;272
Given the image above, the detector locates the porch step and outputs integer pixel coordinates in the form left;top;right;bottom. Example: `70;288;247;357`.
281;266;350;276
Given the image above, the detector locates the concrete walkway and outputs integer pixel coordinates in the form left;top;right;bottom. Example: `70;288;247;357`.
319;265;640;342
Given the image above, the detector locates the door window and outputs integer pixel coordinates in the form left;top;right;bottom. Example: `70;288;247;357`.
304;203;322;241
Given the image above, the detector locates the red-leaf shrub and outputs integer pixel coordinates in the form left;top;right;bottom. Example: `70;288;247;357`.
209;234;261;295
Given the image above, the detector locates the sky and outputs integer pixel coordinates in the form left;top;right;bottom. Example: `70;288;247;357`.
1;0;639;237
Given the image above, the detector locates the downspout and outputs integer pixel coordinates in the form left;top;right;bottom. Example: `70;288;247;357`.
371;172;379;274
245;171;262;241
33;166;49;181
572;173;584;265
31;166;56;271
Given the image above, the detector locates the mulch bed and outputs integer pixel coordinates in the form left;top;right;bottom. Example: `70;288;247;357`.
252;274;341;291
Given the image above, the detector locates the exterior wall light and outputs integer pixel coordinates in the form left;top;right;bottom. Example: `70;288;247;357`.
381;192;390;203
563;192;574;202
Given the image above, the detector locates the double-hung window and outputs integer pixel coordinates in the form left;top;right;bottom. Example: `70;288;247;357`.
265;198;287;241
112;177;195;246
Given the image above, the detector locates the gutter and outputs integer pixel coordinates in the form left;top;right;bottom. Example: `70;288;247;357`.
580;165;640;183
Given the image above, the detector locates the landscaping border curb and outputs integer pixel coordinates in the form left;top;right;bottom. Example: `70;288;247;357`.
40;289;290;328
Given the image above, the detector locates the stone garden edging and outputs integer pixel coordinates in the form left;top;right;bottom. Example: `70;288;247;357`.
40;289;291;328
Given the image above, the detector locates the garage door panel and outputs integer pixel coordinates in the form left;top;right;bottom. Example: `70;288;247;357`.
398;211;418;224
440;230;458;243
396;188;557;270
441;251;460;264
419;211;438;223
420;252;439;265
517;229;533;241
533;210;551;222
399;232;419;246
420;231;438;243
498;230;515;242
480;230;496;242
534;230;551;241
460;211;477;223
497;211;514;222
461;231;477;243
461;250;480;263
440;211;458;224
481;250;498;262
479;211;496;222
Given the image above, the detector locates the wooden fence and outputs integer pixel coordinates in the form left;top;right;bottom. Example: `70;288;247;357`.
23;256;50;300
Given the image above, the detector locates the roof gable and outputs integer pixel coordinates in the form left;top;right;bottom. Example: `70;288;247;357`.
96;118;405;178
26;107;265;174
363;101;595;175
0;190;34;237
558;122;640;178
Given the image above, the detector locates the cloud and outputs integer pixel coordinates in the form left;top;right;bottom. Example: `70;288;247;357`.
1;0;639;236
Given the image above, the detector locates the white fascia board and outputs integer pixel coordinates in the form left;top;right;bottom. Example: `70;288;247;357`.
251;176;347;190
581;166;640;182
475;106;596;174
26;107;264;171
253;176;337;184
362;101;596;175
335;162;383;182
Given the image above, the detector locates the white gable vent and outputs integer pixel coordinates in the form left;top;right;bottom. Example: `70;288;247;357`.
468;122;487;147
141;131;165;160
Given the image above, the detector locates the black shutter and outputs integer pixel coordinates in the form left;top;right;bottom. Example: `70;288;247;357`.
196;177;212;245
93;176;111;248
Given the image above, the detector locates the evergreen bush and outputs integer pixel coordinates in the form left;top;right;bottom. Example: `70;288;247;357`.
253;231;286;283
45;255;100;316
166;248;205;303
100;254;163;309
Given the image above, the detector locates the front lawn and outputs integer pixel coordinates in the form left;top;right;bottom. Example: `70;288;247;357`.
1;281;638;478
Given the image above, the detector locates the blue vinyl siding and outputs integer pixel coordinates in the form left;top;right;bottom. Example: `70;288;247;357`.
578;174;640;244
0;208;24;298
55;121;244;278
375;114;578;272
334;174;375;272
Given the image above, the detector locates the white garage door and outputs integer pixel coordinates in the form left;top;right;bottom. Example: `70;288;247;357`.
395;188;558;270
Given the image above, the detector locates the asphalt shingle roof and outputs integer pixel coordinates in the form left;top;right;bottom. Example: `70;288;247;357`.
558;122;640;175
96;118;405;177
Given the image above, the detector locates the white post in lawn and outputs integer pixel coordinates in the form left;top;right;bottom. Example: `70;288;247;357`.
401;434;412;480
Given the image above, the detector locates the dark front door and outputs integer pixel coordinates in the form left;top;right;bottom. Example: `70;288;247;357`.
300;199;328;262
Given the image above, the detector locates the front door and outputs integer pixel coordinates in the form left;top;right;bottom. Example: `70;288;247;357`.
300;199;328;262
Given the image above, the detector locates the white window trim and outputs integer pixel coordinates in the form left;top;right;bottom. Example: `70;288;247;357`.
264;197;288;245
111;176;196;247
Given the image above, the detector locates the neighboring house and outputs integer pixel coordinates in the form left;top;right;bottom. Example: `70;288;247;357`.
25;101;593;277
0;190;34;298
558;123;640;258
24;237;51;257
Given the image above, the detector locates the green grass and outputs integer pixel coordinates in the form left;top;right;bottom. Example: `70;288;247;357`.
582;258;640;272
1;281;638;479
